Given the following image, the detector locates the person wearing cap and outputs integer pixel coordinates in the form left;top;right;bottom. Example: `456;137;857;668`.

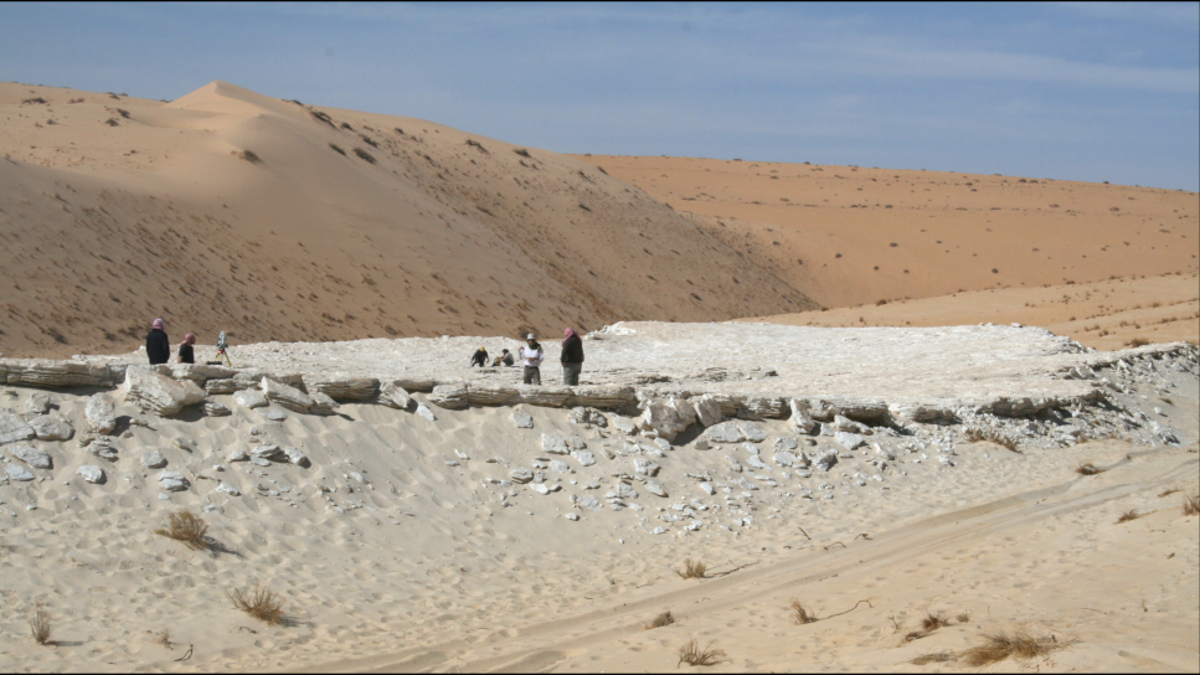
469;346;489;368
493;348;515;367
177;333;197;364
561;327;584;386
519;334;544;385
146;318;170;365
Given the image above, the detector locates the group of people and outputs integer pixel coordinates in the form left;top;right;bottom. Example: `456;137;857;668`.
145;318;196;365
468;327;585;386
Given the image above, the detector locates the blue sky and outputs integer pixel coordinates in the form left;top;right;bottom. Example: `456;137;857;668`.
3;2;1197;190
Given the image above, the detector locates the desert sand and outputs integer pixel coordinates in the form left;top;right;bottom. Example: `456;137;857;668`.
1;80;1198;673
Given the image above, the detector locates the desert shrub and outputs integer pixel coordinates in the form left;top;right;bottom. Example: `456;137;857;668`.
789;599;817;624
676;558;706;579
328;143;346;156
465;139;488;153
956;612;971;624
1116;509;1140;523
104;118;119;126
353;147;376;164
963;427;1018;452
226;585;285;625
960;630;1060;666
1127;337;1150;347
358;133;378;148
1074;463;1104;476
645;611;675;629
922;613;949;632
514;148;531;158
1183;493;1199;517
677;638;725;667
30;603;52;645
116;108;131;119
155;510;209;550
234;150;261;164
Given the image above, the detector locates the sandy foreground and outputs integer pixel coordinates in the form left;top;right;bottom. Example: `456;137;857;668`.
0;322;1196;673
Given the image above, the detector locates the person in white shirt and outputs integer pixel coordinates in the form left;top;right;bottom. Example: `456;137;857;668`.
519;333;544;385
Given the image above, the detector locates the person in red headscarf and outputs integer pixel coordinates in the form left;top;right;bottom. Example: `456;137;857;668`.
177;333;196;364
561;327;584;386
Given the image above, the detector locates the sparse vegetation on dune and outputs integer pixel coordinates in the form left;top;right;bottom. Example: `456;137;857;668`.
676;558;706;579
227;585;286;626
29;603;52;645
645;611;675;629
959;630;1063;666
677;638;725;667
155;510;209;550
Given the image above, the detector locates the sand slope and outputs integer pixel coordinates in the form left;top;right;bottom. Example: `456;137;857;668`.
1;81;816;359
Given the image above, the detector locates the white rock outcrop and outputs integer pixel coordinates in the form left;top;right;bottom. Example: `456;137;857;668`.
29;413;73;441
77;465;106;484
261;377;314;413
84;393;117;434
120;366;206;416
0;412;36;445
8;444;52;469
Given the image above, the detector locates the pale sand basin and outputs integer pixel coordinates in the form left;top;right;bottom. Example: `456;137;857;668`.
0;324;1196;672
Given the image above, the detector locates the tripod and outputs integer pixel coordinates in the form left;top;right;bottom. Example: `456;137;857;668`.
216;331;233;367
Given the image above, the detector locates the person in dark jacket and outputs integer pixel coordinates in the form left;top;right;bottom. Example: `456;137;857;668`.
470;346;489;367
561;327;584;386
146;318;170;365
177;333;196;364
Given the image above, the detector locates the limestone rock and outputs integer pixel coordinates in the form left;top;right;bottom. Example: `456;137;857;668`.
84;394;117;434
233;388;268;409
0;412;36;445
509;468;534;484
228;449;249;462
121;366;206;416
261;377;314;413
171;364;235;384
637;395;694;441
309;392;338;415
645;481;667;497
378;381;413;410
90;437;118;461
611;416;637;435
283;446;310;467
204;401;232;416
634;458;661;477
303;373;379;402
415;404;437;422
511;410;534;428
517;386;573;408
570;450;596;466
550;459;572;474
788;398;819;434
797;396;889;423
4;462;34;482
466;384;518;406
141;451;168;469
566;385;636;410
541;433;570;455
77;464;106;484
7;444;51;470
773;451;797;467
815;450;839;472
834;431;866;450
261;408;288;422
569;406;608;427
24;391;51;415
692;394;724;427
159;470;190;492
251;444;287;462
215;482;241;496
5;360;110;388
568;435;587;450
393;376;437;393
429;383;469;410
578;494;602;511
831;415;871;435
742;396;787;419
29;413;73;441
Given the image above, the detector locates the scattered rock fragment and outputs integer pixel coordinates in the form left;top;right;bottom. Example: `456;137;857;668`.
77;465;106;484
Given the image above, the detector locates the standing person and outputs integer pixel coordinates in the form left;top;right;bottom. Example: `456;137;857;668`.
469;346;489;368
561;327;584;386
177;333;196;364
146;318;170;365
520;333;544;385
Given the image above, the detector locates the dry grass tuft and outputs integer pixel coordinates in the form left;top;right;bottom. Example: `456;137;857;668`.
960;630;1061;666
789;599;817;624
30;603;52;645
155;510;209;550
151;628;172;649
963;427;1019;452
353;147;376;164
1074;462;1104;476
1116;509;1140;523
677;638;725;667
1126;337;1150;347
911;651;957;665
235;149;261;164
922;613;950;632
956;612;971;624
1184;493;1199;517
226;585;285;626
676;558;707;579
645;611;675;629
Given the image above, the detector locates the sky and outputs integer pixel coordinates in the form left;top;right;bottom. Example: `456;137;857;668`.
2;2;1198;191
